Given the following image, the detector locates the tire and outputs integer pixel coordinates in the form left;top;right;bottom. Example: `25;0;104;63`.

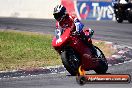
128;11;132;23
94;46;108;74
128;19;132;23
128;17;132;23
61;48;80;76
116;17;123;23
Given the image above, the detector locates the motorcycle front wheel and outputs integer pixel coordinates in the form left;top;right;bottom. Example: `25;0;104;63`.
128;10;132;23
61;48;80;76
116;17;123;23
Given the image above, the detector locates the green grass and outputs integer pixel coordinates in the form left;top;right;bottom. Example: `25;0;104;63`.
0;30;115;71
0;30;61;71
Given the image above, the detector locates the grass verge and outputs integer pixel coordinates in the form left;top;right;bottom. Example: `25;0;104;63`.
0;30;61;71
0;30;115;71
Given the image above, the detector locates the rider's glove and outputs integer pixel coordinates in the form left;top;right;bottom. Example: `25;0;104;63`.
89;28;94;38
56;38;62;44
72;31;80;36
74;18;84;32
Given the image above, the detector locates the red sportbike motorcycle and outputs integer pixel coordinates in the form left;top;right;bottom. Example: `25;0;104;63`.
52;28;108;76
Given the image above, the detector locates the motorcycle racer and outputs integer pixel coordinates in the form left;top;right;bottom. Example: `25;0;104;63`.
53;5;97;56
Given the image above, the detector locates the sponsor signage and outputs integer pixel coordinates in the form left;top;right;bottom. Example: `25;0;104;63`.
62;0;115;20
76;74;131;85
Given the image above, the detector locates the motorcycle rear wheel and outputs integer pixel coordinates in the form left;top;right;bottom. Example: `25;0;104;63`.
94;46;108;74
61;48;80;76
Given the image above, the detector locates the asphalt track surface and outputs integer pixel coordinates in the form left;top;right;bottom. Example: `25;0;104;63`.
0;18;132;88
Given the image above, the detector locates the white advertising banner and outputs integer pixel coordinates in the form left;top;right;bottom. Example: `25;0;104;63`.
0;0;61;19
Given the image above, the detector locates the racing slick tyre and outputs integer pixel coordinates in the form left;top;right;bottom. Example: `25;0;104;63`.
128;10;132;23
116;17;123;23
128;16;132;23
128;19;132;23
94;46;108;74
61;48;80;76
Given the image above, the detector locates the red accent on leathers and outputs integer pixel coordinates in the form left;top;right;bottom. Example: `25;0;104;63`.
55;14;92;43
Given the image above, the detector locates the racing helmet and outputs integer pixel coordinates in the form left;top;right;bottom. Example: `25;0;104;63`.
53;5;67;21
